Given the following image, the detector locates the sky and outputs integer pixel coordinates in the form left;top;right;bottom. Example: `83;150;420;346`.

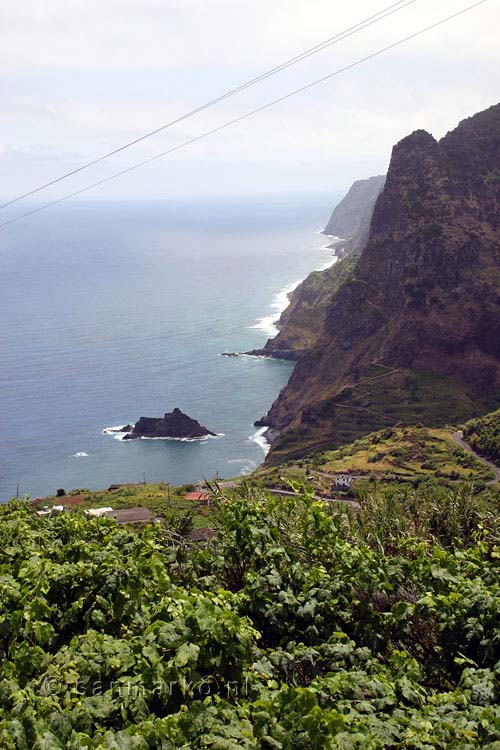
0;0;499;205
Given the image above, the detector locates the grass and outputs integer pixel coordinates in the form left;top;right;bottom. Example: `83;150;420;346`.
271;252;360;351
254;424;496;495
267;366;496;465
317;426;494;481
463;407;500;465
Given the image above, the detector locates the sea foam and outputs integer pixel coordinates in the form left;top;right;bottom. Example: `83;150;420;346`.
251;278;303;336
249;427;271;456
251;248;338;337
103;425;224;443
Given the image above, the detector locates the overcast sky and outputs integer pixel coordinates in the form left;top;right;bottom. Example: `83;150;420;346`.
0;0;498;204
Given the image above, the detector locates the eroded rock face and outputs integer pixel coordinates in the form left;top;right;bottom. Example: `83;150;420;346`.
256;176;386;359
124;408;216;439
324;175;386;240
262;103;500;461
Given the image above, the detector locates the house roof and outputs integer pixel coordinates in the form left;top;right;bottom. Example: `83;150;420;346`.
105;507;154;524
184;492;210;501
108;483;141;491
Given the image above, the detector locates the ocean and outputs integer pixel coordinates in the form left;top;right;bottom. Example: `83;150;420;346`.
0;193;339;500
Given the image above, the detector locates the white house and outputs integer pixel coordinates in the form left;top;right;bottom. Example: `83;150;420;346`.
334;475;353;488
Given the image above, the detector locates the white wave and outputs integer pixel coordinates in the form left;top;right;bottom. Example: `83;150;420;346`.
102;425;131;441
251;238;345;338
248;427;271;456
135;432;224;442
251;278;302;336
103;425;224;443
70;451;89;458
317;256;338;272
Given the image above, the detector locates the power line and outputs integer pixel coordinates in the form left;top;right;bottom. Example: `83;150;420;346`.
0;0;488;231
0;0;416;210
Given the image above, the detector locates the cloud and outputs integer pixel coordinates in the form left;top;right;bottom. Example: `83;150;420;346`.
0;0;497;71
0;0;498;199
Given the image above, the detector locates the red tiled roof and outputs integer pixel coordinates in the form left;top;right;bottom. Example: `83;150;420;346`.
184;492;210;501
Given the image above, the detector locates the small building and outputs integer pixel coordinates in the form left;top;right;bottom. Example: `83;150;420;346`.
86;507;114;517
105;507;154;525
108;483;140;492
334;474;354;488
184;492;211;506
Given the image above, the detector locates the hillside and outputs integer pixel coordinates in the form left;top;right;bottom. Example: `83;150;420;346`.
261;103;500;462
255;424;496;491
464;407;500;464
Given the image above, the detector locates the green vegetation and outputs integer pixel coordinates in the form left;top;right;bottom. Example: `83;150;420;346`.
267;367;494;465
3;483;500;748
464;409;500;466
257;426;495;493
267;253;360;353
38;482;214;530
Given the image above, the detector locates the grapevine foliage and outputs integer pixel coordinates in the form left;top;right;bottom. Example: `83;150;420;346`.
1;489;500;748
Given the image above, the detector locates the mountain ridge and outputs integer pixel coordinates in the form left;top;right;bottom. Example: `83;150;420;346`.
261;103;500;462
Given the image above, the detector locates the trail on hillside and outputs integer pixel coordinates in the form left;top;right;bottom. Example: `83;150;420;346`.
452;430;500;485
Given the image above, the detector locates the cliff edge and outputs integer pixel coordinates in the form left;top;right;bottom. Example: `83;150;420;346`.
261;103;500;463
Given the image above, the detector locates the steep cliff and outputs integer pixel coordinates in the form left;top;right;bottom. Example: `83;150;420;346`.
249;175;385;360
261;103;500;463
324;174;386;247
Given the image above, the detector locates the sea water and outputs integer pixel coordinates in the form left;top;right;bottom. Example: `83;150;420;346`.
0;193;339;499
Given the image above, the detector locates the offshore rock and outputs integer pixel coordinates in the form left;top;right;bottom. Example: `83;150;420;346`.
124;408;216;440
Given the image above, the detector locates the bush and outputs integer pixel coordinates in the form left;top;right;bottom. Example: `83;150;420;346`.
1;486;500;747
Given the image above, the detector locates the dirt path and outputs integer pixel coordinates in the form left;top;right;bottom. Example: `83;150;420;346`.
451;430;500;486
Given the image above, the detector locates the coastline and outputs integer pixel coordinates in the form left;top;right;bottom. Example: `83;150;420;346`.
2;195;341;500
249;243;339;341
243;238;340;455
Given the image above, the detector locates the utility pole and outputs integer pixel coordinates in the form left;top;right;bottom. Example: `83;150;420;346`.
143;472;146;486
16;483;19;499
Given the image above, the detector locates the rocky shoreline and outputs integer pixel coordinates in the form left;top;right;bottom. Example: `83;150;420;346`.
221;349;303;361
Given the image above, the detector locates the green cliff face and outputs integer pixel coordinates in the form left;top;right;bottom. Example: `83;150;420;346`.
324;174;386;250
262;103;500;462
258;252;360;359
251;175;386;360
